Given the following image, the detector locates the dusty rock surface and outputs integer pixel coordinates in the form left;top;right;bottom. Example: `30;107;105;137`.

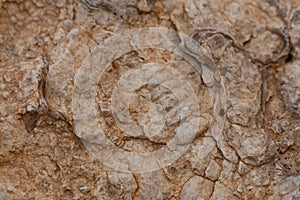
0;0;299;199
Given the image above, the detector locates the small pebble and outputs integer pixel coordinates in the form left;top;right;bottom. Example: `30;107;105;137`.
4;75;11;83
62;20;73;31
25;50;37;59
2;91;9;99
137;0;152;12
79;186;89;193
0;105;7;117
219;108;225;116
0;83;6;90
26;104;35;112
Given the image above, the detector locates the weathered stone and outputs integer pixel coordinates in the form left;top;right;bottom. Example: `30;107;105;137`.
94;172;137;199
226;124;268;166
0;0;299;199
279;60;300;117
246;164;271;187
180;175;214;200
210;181;238;200
205;159;222;181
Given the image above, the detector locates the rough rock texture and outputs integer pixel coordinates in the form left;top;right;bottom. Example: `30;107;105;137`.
0;0;299;199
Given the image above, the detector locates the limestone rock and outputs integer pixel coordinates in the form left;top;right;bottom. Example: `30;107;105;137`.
180;175;214;200
210;181;238;200
0;0;299;199
279;60;300;117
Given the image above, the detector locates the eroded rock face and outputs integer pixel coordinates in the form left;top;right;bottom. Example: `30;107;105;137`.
0;0;299;199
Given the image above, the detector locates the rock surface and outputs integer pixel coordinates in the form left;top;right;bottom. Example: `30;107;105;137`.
0;0;299;199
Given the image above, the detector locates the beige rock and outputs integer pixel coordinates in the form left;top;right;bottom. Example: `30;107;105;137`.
279;60;300;117
210;181;238;200
0;0;299;199
205;159;222;181
180;175;214;200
